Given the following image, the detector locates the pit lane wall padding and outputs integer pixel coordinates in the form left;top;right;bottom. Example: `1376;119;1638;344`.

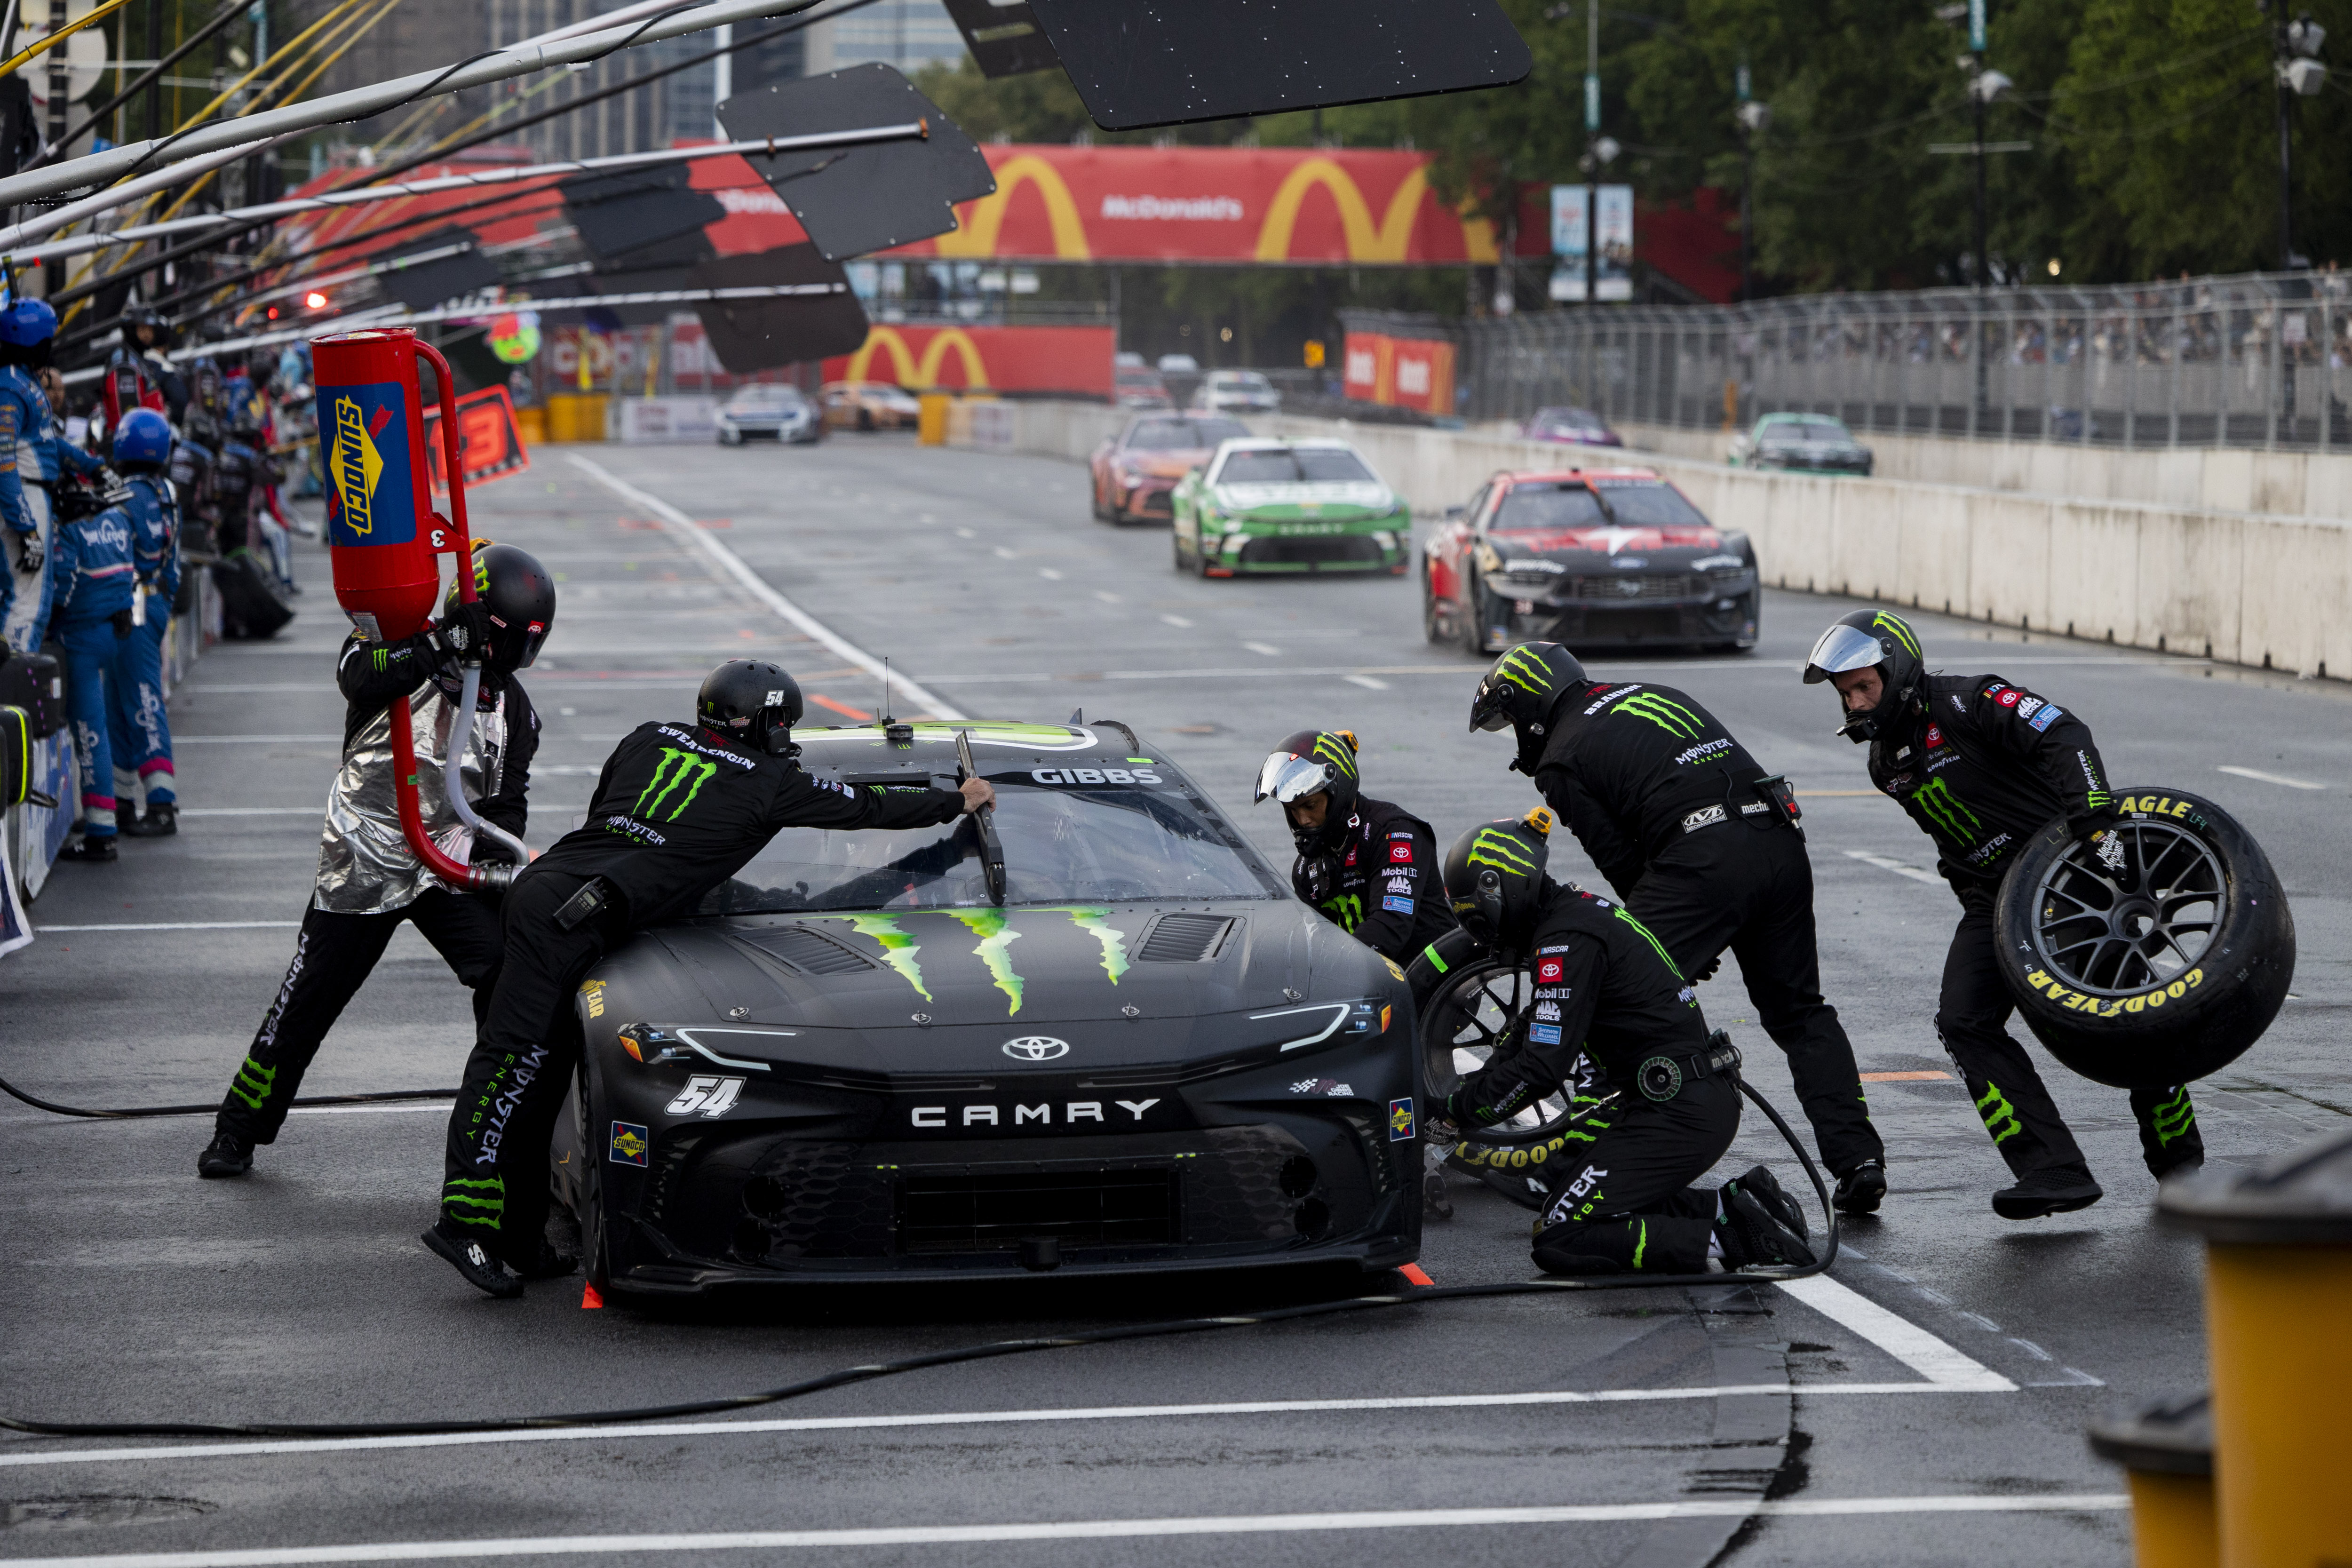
970;401;2352;684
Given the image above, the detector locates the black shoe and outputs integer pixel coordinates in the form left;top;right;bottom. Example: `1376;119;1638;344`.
504;1240;580;1281
121;803;178;837
1992;1165;2104;1219
1422;1168;1454;1219
1718;1183;1818;1271
1726;1165;1809;1241
58;835;118;862
2150;1150;2204;1182
1834;1159;1888;1216
198;1130;253;1178
423;1224;525;1298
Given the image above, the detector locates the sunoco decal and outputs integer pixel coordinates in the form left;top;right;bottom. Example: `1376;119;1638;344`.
318;380;418;548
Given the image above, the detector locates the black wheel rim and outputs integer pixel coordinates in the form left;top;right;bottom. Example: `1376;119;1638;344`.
1421;956;1589;1145
2030;821;2225;996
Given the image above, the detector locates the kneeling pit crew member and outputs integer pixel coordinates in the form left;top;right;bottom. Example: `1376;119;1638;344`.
1469;643;1886;1213
1426;809;1814;1277
1255;728;1455;964
198;544;554;1178
425;659;995;1297
1803;608;2203;1219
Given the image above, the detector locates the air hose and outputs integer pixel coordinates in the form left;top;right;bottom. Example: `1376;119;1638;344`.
0;1074;453;1120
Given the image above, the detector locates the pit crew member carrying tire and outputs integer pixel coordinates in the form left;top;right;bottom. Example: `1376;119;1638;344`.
1427;810;1815;1276
1468;642;1887;1214
1255;728;1455;964
1802;608;2204;1219
198;543;555;1179
426;659;995;1298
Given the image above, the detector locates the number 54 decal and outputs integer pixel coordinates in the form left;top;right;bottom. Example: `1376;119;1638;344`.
666;1075;745;1118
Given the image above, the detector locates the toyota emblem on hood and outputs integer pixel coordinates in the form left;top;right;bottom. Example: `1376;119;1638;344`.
1002;1037;1072;1061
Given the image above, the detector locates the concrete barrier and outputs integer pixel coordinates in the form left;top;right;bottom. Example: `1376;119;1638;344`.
961;400;2348;683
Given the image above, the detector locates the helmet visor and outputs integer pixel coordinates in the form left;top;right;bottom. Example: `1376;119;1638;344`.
1804;623;1889;682
1255;753;1335;805
1469;678;1516;732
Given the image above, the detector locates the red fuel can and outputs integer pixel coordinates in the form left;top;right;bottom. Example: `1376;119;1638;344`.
314;328;444;643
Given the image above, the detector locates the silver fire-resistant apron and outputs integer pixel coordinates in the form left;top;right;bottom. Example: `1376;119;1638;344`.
313;681;508;915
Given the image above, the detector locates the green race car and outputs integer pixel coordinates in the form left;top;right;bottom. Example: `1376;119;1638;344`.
1170;438;1411;577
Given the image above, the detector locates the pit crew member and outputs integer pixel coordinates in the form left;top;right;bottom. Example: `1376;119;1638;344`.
37;461;141;861
426;659;994;1298
1428;809;1814;1275
1255;727;1455;964
1469;642;1886;1213
104;410;182;836
0;298;108;653
1803;608;2203;1218
198;544;555;1179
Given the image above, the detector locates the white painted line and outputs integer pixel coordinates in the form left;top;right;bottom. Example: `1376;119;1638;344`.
992;546;1016;560
1343;674;1390;691
0;1496;2130;1565
0;1378;2011;1471
172;735;340;744
175;807;319;818
1242;641;1282;656
1093;591;1121;604
1774;1275;2016;1391
286;1104;446;1117
566;456;963;722
954;527;975;539
1039;567;1065;581
2217;764;2327;791
1841;849;1945;887
1159;613;1193;628
35;921;303;932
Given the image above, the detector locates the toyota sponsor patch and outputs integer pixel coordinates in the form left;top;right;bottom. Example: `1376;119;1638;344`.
1537;957;1565;983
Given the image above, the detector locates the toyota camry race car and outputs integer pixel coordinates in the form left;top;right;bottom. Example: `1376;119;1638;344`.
1170;439;1411;576
1422;467;1759;654
1088;413;1251;524
555;721;1422;1297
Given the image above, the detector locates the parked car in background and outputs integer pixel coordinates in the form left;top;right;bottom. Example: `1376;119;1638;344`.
819;380;922;431
1422;467;1758;654
1520;406;1622;447
716;383;821;446
1155;353;1200;374
1171;438;1409;577
1089;413;1252;525
1114;366;1174;409
1727;412;1874;475
1191;370;1282;414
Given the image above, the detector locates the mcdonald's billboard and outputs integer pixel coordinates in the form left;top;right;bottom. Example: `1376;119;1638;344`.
1343;332;1457;416
884;146;1505;266
822;324;1116;398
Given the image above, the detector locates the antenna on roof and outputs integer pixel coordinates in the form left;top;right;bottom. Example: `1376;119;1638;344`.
881;658;894;725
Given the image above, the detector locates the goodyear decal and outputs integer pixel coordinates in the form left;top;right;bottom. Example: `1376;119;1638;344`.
949;909;1027;1016
318;380;418;548
2022;965;2203;1018
2118;794;2199;822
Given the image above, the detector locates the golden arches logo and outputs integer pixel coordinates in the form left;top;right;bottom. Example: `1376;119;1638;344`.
1254;157;1499;264
937;154;1091;259
844;326;992;390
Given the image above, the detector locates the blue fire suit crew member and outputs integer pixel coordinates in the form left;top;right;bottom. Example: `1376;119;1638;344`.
1;298;107;653
40;482;139;861
103;410;181;836
424;660;994;1298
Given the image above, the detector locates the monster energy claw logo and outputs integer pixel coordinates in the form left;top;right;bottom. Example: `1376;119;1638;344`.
1976;1081;2023;1145
1611;906;1685;981
1494;645;1553;695
634;748;718;821
1908;775;1982;844
1871;611;1921;659
1465;827;1538;875
1312;733;1358;780
1321;892;1364;931
1609;690;1705;739
2149;1087;2196;1146
329;396;383;535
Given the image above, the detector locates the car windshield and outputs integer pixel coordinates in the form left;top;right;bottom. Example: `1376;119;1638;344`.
1217;447;1374;484
1590;479;1710;527
1492;483;1605;531
1761;417;1851;445
699;769;1287;914
1129;418;1247;451
728;387;803;411
1213;372;1271;389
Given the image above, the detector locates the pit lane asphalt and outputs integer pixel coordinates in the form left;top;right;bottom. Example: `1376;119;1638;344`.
5;433;2346;1568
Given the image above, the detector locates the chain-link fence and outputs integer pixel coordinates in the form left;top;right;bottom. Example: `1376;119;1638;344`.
1349;269;2352;450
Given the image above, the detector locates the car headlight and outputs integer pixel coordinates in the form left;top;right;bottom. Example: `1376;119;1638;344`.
1252;998;1394;1054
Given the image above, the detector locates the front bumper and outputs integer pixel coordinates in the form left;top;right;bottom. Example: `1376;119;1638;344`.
1114;477;1179;518
1484;571;1760;649
1202;520;1407;576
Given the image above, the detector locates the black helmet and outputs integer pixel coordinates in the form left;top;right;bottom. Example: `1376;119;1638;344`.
124;304;169;346
698;658;803;756
1254;728;1360;855
1803;608;1925;744
443;541;556;671
1441;808;1557;957
1468;642;1589;774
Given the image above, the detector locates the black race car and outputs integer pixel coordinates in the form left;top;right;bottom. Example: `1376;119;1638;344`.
555;720;1422;1297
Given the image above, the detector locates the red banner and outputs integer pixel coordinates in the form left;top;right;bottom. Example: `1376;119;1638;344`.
821;325;1115;398
423;386;532;494
882;146;1499;265
1343;332;1456;416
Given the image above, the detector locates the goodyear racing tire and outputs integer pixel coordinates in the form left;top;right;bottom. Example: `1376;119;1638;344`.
1408;930;1595;1148
1994;787;2294;1090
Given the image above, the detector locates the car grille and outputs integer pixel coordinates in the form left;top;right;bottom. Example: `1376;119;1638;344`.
1240;536;1384;567
894;1169;1180;1253
1135;490;1174;516
1563;573;1703;601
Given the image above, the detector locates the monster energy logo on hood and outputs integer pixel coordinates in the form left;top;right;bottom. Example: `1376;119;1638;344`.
1610;690;1706;739
809;908;1138;1014
1872;611;1922;659
635;748;718;821
1908;775;1982;844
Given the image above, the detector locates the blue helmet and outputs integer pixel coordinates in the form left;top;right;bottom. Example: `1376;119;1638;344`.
0;298;59;348
113;407;173;468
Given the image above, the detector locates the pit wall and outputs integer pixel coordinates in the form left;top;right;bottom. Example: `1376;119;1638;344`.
963;400;2352;683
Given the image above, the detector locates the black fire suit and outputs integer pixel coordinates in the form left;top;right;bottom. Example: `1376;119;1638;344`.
1291;794;1456;964
1869;674;2201;1179
1533;680;1882;1176
439;720;967;1259
215;632;534;1145
1450;879;1738;1275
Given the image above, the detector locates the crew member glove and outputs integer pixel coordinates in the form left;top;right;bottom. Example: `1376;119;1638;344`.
437;599;496;661
16;535;43;574
2069;798;2127;877
1424;1109;1461;1146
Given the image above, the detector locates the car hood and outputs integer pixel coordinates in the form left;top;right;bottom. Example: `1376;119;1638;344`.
589;901;1397;1074
1487;523;1724;559
1212;481;1395;514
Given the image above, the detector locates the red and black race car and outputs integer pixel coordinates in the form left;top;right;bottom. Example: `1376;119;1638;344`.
1421;467;1759;656
1088;413;1252;525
